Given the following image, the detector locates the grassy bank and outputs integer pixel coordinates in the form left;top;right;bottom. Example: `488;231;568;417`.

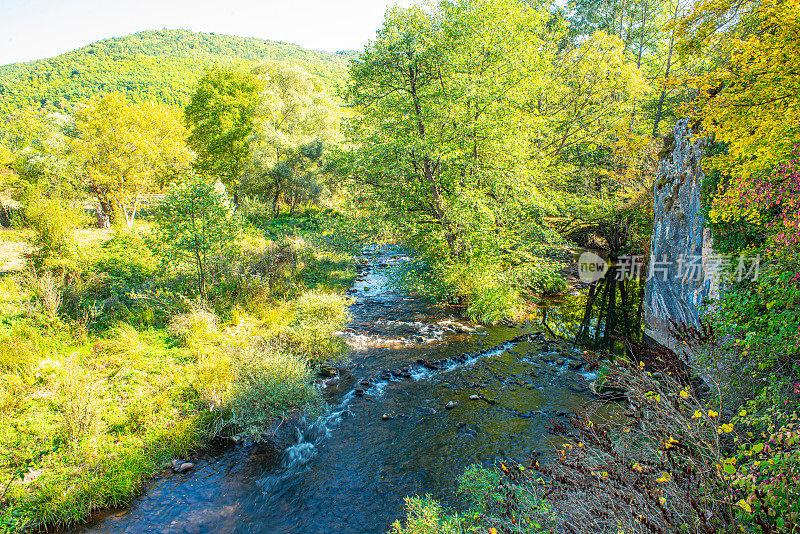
0;210;359;533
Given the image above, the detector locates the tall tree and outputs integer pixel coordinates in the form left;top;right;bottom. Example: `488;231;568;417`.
243;61;339;215
72;93;191;227
184;67;261;206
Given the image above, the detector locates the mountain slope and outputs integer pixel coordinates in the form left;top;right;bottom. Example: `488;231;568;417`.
0;29;354;116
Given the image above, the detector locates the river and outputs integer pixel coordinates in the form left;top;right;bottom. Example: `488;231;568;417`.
76;245;596;534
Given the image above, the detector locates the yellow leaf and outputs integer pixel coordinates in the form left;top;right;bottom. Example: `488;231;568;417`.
735;499;752;513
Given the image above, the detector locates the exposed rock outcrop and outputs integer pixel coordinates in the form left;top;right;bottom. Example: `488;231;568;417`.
644;119;718;377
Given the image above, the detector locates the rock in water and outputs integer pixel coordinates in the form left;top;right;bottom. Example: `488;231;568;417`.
381;413;394;420
556;358;566;365
354;388;365;397
469;394;481;400
568;360;583;371
446;401;458;410
178;462;194;472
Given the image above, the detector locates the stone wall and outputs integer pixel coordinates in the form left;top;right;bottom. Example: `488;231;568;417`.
644;119;718;375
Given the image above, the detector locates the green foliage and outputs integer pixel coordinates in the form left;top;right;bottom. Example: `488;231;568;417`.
390;465;553;534
0;29;349;117
713;263;800;374
227;346;322;439
92;232;157;292
390;496;463;534
185;67;260;201
152;173;241;296
22;190;85;274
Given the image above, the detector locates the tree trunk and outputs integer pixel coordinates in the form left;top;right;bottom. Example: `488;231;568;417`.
272;187;281;217
408;59;458;259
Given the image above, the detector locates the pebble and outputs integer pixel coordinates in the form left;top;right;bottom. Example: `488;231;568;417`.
382;413;394;420
469;394;481;400
354;388;365;397
178;462;194;472
568;361;583;371
456;422;466;429
446;401;458;410
556;358;566;365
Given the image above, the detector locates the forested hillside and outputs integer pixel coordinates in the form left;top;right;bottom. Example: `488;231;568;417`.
0;29;352;115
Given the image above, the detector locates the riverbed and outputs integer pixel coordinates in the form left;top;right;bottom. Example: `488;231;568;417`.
76;245;596;534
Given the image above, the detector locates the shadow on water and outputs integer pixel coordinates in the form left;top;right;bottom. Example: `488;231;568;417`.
75;245;602;534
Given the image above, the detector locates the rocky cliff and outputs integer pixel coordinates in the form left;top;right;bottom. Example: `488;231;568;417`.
644;119;718;372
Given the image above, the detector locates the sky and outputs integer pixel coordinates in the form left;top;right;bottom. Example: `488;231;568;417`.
0;0;426;66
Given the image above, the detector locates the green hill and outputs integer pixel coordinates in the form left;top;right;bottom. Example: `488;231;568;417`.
0;29;354;116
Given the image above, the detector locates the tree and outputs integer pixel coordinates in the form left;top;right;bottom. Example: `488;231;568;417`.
72;93;191;227
345;1;647;261
679;0;800;180
243;61;339;215
184;67;261;206
0;106;77;194
152;173;240;297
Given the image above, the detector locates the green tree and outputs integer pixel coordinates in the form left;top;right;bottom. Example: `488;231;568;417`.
72;93;191;227
184;67;260;206
243;61;340;215
153;173;240;297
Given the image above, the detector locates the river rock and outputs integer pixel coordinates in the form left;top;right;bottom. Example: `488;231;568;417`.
568;360;583;371
456;422;466;429
556;358;566;365
178;462;194;472
354;388;365;397
171;459;182;470
382;413;394;420
446;401;458;410
469;394;481;400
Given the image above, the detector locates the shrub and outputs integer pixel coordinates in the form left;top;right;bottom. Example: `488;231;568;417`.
390;497;462;534
227;344;321;439
57;361;102;445
23;191;86;275
152;173;241;297
93;232;157;291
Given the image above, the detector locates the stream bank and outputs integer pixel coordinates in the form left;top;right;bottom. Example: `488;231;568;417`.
75;245;597;534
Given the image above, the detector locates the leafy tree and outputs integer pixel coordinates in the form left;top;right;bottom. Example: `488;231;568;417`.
679;0;800;180
243;62;340;215
152;173;240;297
72;93;191;226
184;67;260;206
0;106;76;193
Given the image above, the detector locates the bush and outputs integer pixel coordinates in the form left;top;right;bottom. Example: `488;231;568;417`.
227;344;321;439
23;192;86;275
93;232;157;291
390;497;462;534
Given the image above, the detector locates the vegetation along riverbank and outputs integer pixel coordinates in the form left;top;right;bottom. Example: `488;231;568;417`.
1;0;799;531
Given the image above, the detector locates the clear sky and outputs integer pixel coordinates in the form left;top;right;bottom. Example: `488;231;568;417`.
0;0;426;66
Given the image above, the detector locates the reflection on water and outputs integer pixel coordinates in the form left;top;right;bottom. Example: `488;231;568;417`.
76;245;596;534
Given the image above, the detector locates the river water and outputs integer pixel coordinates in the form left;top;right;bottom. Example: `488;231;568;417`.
77;245;596;534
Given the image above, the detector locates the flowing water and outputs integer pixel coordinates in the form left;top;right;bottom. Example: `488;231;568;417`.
77;245;596;534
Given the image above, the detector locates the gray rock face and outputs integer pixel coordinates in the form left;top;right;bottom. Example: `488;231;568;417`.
645;119;719;368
